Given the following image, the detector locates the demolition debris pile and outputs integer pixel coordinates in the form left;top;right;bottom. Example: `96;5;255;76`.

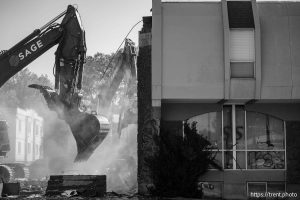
69;123;137;193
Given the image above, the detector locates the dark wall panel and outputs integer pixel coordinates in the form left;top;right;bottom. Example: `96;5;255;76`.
286;121;300;184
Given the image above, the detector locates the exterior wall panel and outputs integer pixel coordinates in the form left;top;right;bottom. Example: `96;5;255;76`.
230;79;255;99
259;17;292;85
157;2;300;102
162;3;224;100
258;3;300;99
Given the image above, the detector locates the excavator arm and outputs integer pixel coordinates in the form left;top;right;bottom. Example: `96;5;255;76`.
0;23;61;87
97;39;137;117
96;39;137;139
0;5;85;95
0;5;102;162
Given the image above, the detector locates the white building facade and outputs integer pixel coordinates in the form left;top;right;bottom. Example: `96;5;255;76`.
0;107;43;164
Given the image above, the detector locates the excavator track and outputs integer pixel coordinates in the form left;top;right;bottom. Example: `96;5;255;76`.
0;164;15;182
0;164;30;182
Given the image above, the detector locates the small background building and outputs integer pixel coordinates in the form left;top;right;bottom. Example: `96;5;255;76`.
0;107;43;164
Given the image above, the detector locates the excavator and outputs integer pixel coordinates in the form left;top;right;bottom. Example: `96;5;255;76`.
0;5;137;182
0;4;98;163
97;38;137;125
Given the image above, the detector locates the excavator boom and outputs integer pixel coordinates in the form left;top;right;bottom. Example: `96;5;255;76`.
97;39;137;117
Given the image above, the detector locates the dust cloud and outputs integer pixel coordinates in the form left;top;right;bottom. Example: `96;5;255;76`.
68;124;137;193
30;102;138;194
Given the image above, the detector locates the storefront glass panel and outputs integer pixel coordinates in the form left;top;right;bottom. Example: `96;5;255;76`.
248;151;285;169
187;112;222;150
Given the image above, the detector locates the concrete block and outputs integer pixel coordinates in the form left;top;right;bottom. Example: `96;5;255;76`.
46;175;106;197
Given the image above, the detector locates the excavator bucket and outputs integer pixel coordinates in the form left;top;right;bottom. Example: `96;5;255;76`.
29;84;108;162
65;109;108;162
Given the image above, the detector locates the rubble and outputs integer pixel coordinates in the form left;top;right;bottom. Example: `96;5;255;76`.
0;176;161;199
46;175;106;197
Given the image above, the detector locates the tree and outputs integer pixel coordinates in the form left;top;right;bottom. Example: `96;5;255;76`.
81;51;125;111
0;68;53;111
148;122;223;198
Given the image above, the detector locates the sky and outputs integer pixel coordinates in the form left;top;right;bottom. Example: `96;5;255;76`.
0;0;152;82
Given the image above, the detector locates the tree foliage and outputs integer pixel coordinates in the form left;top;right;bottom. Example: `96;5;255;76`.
148;122;223;198
81;51;125;111
0;49;128;111
0;51;120;112
0;68;52;111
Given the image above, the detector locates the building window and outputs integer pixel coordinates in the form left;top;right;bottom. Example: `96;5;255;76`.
185;105;285;170
40;126;43;137
227;1;255;78
17;142;22;154
230;29;255;78
35;144;39;155
247;182;285;200
27;143;31;154
247;112;285;169
18;120;22;132
230;30;255;62
35;125;39;136
27;119;31;137
227;1;254;29
186;112;223;169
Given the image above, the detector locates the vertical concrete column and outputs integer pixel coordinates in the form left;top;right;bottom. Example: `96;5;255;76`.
152;0;162;156
137;16;160;194
221;0;230;100
252;0;262;100
286;121;300;196
152;0;162;112
32;120;36;161
24;116;28;162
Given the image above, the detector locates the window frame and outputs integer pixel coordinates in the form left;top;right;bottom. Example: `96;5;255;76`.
245;111;286;170
224;105;286;171
230;28;255;63
185;111;223;170
184;104;286;171
230;28;255;78
247;181;286;199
